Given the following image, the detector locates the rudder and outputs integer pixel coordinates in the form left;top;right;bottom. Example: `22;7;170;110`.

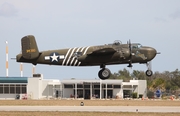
21;35;39;59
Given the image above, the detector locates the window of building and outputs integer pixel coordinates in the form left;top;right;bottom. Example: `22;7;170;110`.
0;84;27;94
107;85;113;88
64;84;73;88
103;84;113;88
77;84;83;88
84;85;90;88
22;85;27;94
4;84;9;94
10;85;15;94
0;85;3;94
94;85;100;88
16;85;20;94
114;85;121;88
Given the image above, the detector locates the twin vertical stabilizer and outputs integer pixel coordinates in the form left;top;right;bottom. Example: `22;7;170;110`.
21;35;39;60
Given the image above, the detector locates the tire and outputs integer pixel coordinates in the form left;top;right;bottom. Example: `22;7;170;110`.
80;102;84;106
98;68;111;80
16;94;20;99
146;70;153;77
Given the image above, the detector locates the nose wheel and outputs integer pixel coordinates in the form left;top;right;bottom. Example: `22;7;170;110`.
98;64;111;80
146;61;153;77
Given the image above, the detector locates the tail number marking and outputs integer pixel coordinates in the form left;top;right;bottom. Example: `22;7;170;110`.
26;49;36;53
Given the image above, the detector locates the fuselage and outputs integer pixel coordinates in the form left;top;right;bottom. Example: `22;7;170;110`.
16;43;157;66
16;35;159;79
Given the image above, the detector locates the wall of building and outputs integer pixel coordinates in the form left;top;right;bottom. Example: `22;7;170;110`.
63;89;73;98
138;80;147;98
0;83;27;100
0;94;27;100
41;80;50;99
133;85;138;93
0;94;16;99
0;78;146;100
27;77;61;99
113;89;123;98
48;85;53;98
27;78;42;99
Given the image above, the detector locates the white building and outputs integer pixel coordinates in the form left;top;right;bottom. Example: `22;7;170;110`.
0;74;147;100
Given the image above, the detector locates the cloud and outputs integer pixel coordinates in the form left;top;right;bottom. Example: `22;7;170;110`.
154;17;168;23
169;10;180;19
0;2;18;17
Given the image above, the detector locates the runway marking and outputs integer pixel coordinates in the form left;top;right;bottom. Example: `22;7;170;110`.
0;106;180;112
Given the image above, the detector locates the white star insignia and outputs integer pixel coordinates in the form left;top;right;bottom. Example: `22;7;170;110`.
44;53;64;62
50;53;59;62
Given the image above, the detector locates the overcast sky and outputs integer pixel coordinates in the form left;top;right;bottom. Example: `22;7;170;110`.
0;0;180;79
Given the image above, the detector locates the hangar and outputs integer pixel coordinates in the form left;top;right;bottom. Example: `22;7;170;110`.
0;74;147;100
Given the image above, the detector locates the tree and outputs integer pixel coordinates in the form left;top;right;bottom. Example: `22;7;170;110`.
149;78;165;91
109;68;180;92
109;68;131;81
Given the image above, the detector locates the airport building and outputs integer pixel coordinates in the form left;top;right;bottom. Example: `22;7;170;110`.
0;74;147;100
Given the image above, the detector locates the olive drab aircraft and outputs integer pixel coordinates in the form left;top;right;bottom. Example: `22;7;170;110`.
16;35;159;80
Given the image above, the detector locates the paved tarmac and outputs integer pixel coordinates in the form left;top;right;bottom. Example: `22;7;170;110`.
0;106;180;112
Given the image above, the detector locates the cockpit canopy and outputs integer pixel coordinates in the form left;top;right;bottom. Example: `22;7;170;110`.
132;43;142;49
110;40;142;49
113;40;122;45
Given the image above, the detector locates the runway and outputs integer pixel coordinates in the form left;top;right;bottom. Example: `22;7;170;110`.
0;106;180;112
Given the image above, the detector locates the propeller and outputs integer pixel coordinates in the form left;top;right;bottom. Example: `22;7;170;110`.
127;40;133;68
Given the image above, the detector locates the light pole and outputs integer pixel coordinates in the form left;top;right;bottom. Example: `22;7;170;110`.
32;65;35;76
20;63;23;77
5;41;8;77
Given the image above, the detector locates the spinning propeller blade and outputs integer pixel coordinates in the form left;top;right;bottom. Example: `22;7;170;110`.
127;40;133;68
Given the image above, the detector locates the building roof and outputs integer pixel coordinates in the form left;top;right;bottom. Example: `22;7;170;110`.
0;77;28;83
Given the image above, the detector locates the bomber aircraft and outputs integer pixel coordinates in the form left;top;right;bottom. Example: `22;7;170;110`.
16;35;158;80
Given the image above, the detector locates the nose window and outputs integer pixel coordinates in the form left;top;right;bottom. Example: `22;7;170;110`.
137;44;142;48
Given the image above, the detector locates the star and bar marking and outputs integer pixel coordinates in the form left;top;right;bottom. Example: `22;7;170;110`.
45;52;65;63
44;46;90;65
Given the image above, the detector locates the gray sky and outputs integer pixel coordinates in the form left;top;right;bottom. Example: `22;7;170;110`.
0;0;180;79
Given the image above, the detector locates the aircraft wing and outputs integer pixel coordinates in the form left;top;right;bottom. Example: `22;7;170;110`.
87;47;116;56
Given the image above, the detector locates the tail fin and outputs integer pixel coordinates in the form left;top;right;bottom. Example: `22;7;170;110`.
21;35;39;59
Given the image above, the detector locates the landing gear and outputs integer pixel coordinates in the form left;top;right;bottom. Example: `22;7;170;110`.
98;64;111;80
146;70;153;77
145;62;153;77
127;63;132;68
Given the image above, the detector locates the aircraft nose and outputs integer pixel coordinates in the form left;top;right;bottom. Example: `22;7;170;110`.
146;47;157;61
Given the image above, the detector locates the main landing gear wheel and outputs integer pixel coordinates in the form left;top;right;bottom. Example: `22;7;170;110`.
145;61;153;77
146;70;153;77
98;68;111;80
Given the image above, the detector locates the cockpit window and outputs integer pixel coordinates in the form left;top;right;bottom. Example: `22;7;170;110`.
113;40;122;45
132;43;142;49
